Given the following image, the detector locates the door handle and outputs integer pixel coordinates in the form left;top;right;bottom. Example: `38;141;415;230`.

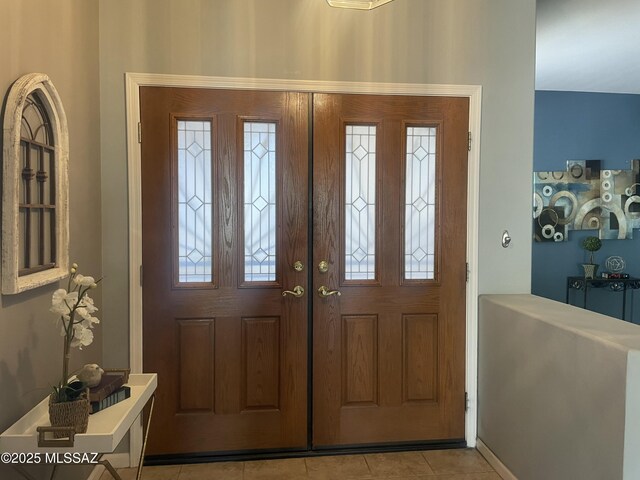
282;285;305;298
317;285;341;298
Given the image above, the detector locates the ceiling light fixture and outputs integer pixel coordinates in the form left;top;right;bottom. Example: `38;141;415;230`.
326;0;395;10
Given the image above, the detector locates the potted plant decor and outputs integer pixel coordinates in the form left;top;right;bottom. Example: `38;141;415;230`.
581;236;602;279
48;263;101;436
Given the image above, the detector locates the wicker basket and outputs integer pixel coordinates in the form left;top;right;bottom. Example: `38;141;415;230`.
48;393;90;438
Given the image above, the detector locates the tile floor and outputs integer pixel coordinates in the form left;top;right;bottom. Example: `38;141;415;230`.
100;448;501;480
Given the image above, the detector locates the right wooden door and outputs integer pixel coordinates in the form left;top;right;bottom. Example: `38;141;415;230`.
312;93;469;447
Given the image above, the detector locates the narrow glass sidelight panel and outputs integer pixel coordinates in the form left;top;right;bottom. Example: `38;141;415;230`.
244;122;277;282
177;120;213;283
345;125;376;280
405;127;437;280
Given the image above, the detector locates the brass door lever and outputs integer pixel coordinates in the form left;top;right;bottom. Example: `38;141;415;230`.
282;285;305;297
317;286;341;298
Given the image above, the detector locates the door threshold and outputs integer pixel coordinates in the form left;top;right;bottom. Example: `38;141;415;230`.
144;439;467;466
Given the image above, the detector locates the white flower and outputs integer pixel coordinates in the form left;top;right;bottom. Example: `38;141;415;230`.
73;274;96;286
50;282;100;349
70;325;94;349
79;294;99;314
50;289;78;316
76;307;100;327
50;289;75;326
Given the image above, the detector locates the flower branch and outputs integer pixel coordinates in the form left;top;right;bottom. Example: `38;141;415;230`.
50;263;101;402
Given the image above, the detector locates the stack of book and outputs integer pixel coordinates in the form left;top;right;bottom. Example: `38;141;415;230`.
89;373;131;414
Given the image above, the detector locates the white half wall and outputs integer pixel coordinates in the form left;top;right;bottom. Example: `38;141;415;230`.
479;294;640;479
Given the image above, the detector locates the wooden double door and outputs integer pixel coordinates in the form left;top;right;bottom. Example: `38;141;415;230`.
141;87;468;455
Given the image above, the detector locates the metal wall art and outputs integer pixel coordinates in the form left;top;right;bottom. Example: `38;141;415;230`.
533;160;640;242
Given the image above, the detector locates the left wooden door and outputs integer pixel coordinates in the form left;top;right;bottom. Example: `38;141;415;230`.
140;87;309;455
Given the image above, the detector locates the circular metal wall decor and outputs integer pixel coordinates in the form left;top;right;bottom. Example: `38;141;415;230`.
605;256;626;273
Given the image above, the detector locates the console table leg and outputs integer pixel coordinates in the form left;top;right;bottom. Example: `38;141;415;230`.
98;394;155;480
136;394;155;480
99;459;123;480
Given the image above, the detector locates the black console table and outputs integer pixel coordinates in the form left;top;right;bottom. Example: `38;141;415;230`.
566;276;640;321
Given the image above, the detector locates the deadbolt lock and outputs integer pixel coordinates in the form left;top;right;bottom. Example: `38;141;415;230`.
318;260;329;273
293;261;304;272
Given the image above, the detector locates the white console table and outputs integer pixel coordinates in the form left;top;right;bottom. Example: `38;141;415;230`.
0;373;157;480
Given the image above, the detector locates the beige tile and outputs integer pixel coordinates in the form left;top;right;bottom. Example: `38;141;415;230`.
178;461;243;480
422;449;493;475
306;454;372;479
365;452;435;477
244;458;308;480
110;467;137;480
112;465;180;480
427;474;502;480
111;465;181;480
324;475;501;480
371;476;431;480
141;465;182;480
111;449;498;480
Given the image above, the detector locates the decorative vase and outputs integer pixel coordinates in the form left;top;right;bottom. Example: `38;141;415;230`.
48;393;90;438
582;263;598;279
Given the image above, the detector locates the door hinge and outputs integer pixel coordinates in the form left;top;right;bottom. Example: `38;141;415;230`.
466;262;470;282
467;131;472;152
138;122;142;144
140;265;143;287
465;392;469;412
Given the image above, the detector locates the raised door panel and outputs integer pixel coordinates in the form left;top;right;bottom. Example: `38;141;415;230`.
342;315;378;406
177;319;215;412
242;317;280;411
403;314;438;403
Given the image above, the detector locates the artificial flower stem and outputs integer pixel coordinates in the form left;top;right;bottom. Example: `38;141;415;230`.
61;331;71;394
51;264;101;401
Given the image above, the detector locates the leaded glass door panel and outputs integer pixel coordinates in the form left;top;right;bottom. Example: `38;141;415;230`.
141;87;309;454
312;93;469;446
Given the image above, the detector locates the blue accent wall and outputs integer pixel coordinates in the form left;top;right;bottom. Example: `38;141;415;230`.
533;91;640;322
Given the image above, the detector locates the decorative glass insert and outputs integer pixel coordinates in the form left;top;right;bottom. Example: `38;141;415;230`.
244;122;277;282
345;125;376;280
177;120;213;283
19;92;56;275
405;127;436;280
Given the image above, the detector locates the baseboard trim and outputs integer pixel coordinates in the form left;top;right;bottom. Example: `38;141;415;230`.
87;453;130;480
476;439;517;480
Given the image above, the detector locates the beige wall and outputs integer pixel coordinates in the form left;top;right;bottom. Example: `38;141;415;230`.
99;0;536;368
0;1;101;478
0;0;535;473
479;294;640;479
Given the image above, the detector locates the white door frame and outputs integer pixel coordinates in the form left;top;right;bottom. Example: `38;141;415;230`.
124;72;482;465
